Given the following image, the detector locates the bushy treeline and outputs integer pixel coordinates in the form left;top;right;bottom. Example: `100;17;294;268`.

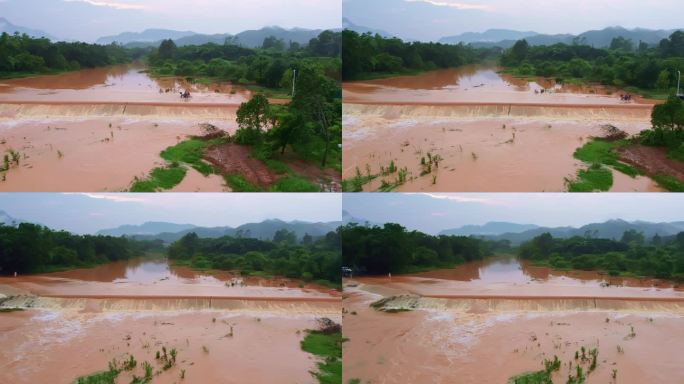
167;228;341;288
233;63;341;169
342;30;500;80
0;223;161;274
341;223;499;274
0;32;144;78
518;230;684;280
148;31;341;89
501;32;684;91
638;94;684;167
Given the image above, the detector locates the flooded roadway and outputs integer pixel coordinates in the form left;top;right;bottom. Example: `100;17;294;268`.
0;64;262;192
342;256;684;383
342;64;661;192
0;257;341;384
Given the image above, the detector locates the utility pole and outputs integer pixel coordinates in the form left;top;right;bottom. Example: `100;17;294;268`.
678;70;682;98
292;69;297;98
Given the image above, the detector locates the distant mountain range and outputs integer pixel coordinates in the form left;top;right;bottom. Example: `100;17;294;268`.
0;210;22;226
97;219;341;243
98;26;334;48
439;26;681;49
440;222;540;236
0;17;56;40
439;219;684;245
343;18;395;39
96;29;196;45
97;222;197;237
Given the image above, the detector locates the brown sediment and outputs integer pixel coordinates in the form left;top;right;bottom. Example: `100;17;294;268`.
343;276;684;384
0;309;334;384
204;143;278;188
618;144;684;182
169;168;231;192
343;104;661;192
281;154;343;192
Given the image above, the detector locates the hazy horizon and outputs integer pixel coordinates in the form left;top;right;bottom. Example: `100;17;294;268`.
0;0;341;42
0;193;342;235
343;0;684;42
343;193;684;234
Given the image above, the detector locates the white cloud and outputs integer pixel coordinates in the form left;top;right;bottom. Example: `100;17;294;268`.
73;193;146;203
63;0;146;10
404;0;493;11
418;193;504;205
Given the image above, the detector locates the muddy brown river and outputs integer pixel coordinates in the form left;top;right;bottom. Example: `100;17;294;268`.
342;65;662;192
0;257;341;384
342;256;684;383
0;65;265;192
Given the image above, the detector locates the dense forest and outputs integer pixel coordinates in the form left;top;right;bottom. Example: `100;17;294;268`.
148;30;341;89
501;31;684;94
167;228;341;288
342;30;500;80
518;230;684;280
0;223;162;274
149;31;342;175
341;223;504;274
0;32;145;78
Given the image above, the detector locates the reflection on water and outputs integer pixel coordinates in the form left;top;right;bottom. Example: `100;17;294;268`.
411;255;681;290
0;64;252;104
350;64;566;93
342;64;649;106
50;257;217;284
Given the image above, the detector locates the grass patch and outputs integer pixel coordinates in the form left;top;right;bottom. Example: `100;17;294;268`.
224;174;263;192
130;166;187;192
574;139;640;177
301;331;342;384
0;308;24;313
160;138;223;176
73;370;119;384
653;175;684;192
269;176;320;192
507;370;553;384
567;163;613;192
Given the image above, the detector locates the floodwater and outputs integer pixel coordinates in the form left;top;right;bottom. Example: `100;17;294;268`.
0;64;273;191
343;64;656;106
0;257;341;383
0;257;341;299
342;65;661;192
0;309;337;384
342;257;684;383
0;64;252;105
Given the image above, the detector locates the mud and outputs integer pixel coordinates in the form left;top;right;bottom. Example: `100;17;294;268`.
0;309;335;384
204;143;278;188
343;260;684;384
343;104;661;192
619;144;684;181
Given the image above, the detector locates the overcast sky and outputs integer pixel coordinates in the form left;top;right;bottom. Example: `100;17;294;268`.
344;193;684;234
0;193;341;234
343;0;684;42
0;0;341;42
